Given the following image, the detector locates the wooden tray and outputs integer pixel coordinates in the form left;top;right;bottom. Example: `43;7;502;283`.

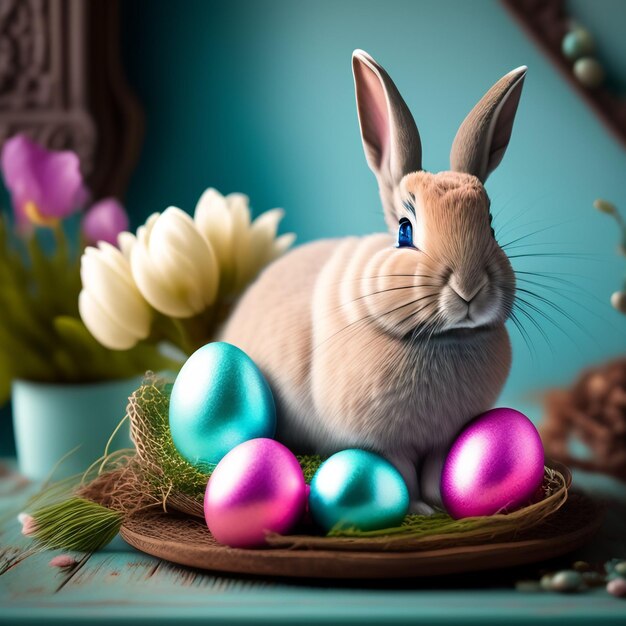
120;494;603;579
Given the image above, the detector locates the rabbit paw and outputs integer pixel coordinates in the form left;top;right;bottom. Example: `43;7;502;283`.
409;500;436;516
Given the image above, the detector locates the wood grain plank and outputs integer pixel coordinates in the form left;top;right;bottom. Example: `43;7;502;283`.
2;450;626;623
3;585;626;625
0;462;98;599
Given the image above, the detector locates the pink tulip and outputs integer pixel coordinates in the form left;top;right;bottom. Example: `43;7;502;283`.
82;198;129;246
0;134;88;228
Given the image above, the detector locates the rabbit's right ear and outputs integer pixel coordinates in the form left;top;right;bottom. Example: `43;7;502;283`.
450;67;527;183
352;50;421;224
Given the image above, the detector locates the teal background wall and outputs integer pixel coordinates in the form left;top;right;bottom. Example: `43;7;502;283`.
119;0;626;405
2;0;626;453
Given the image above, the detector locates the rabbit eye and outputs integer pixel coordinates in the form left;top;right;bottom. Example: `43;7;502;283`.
397;218;414;248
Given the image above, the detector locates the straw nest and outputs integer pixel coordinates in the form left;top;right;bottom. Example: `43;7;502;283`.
77;374;570;554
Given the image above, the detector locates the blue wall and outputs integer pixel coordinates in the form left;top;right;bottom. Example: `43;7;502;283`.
2;0;626;455
120;0;626;405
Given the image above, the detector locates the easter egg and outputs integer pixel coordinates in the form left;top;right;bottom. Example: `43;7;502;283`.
561;28;595;60
204;438;307;547
441;408;544;519
573;57;605;89
169;342;276;467
309;449;409;532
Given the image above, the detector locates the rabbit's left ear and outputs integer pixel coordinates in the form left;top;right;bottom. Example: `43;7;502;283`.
450;66;527;183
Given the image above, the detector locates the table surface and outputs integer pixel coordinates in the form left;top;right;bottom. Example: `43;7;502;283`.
2;415;626;625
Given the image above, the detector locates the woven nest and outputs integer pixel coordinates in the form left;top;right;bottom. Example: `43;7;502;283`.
79;374;572;554
541;357;626;482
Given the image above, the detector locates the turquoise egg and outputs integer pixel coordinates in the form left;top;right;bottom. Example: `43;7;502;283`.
562;28;594;60
169;342;276;467
309;449;409;532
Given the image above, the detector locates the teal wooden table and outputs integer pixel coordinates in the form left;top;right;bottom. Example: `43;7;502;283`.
1;460;626;625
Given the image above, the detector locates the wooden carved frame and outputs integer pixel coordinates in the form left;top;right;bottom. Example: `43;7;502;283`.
502;0;626;148
0;0;143;200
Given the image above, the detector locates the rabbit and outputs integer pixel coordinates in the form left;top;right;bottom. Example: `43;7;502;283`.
221;50;525;514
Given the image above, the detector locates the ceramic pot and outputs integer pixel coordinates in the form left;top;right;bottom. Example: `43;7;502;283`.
11;376;141;481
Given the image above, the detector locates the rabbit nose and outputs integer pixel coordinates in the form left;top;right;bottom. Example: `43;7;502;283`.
448;273;488;305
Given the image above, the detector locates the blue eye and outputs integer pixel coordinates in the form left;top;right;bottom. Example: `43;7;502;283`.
397;218;414;248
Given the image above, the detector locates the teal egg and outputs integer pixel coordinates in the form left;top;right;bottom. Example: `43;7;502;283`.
169;342;276;467
562;28;595;60
309;449;409;532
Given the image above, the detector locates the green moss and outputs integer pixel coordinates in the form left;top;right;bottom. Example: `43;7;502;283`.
131;377;324;503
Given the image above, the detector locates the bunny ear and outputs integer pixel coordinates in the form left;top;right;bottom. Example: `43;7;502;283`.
450;66;527;183
352;50;421;222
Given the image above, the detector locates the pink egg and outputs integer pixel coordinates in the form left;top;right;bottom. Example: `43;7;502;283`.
441;408;545;519
204;438;307;548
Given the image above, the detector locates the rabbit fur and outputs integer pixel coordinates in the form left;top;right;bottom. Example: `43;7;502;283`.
221;50;526;513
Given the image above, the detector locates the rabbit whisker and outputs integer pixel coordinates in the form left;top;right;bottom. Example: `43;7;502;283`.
336;284;439;309
503;241;575;253
512;300;556;356
499;219;576;250
515;276;617;324
316;284;438;323
508;308;538;360
312;293;439;353
514;269;586;290
332;273;435;287
509;251;601;261
515;286;598;346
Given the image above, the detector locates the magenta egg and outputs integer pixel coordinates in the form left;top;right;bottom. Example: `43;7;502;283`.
204;438;307;548
441;408;545;519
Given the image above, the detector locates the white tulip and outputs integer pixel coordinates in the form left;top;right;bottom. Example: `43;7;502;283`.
194;188;295;294
130;207;219;318
79;240;152;350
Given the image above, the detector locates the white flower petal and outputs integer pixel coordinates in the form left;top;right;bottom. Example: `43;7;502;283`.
251;208;284;238
245;208;286;272
79;290;140;350
150;207;219;309
80;251;151;338
194;188;233;273
228;193;252;232
117;231;137;261
272;232;296;258
94;242;140;291
130;240;195;318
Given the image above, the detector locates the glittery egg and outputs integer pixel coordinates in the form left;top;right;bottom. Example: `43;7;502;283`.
169;342;276;467
204;438;307;548
441;408;545;519
309;449;409;532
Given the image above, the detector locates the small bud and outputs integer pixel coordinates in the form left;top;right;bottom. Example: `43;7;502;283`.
594;199;617;214
19;513;36;536
610;291;626;314
550;570;584;593
582;571;606;587
49;554;78;568
540;574;554;590
607;577;626;598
